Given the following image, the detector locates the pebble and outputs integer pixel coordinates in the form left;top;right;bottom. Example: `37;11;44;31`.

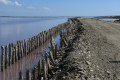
86;61;91;65
62;76;65;79
90;69;94;72
106;71;111;75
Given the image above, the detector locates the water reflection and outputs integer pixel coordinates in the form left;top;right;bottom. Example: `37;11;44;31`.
0;25;22;38
0;17;67;51
0;17;68;80
0;30;60;80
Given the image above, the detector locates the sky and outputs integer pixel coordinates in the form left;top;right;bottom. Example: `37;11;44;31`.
0;0;120;16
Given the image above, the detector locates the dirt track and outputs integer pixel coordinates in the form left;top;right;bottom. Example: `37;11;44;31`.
51;18;120;80
78;18;120;80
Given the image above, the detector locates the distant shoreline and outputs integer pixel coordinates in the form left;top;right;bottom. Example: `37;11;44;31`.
0;16;75;18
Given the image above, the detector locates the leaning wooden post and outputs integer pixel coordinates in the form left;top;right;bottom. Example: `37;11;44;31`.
38;59;41;80
60;32;63;48
26;69;31;80
49;51;55;65
1;46;5;72
5;45;8;69
45;52;51;76
19;71;23;80
33;66;37;80
55;44;58;58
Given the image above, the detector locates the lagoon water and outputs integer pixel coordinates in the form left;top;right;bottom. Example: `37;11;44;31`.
97;18;118;21
0;17;68;47
0;17;69;80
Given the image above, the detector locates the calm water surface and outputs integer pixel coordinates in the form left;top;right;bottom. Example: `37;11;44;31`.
97;18;119;21
0;17;68;46
0;17;69;80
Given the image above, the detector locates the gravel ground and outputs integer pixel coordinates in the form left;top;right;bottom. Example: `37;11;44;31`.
51;18;120;80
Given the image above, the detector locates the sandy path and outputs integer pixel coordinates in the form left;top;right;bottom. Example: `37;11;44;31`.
80;18;120;60
78;18;120;79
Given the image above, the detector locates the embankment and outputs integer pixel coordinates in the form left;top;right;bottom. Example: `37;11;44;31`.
50;18;120;80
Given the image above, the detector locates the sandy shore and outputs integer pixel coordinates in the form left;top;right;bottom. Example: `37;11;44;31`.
51;18;120;80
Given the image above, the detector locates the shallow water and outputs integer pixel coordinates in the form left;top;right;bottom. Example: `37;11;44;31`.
97;18;119;21
0;17;69;80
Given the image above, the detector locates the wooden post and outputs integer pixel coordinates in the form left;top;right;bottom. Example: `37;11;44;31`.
50;37;56;59
29;38;31;53
1;46;5;72
27;40;29;55
60;32;63;48
45;52;48;75
49;51;55;65
37;36;40;47
26;69;31;80
33;66;37;80
43;58;47;80
12;48;15;64
15;45;18;62
19;71;23;80
24;40;27;56
45;52;51;75
21;40;23;58
38;59;41;80
55;44;58;58
17;41;21;60
9;44;12;66
5;45;8;69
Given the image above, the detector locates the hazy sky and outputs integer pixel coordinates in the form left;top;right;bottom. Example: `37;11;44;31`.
0;0;119;16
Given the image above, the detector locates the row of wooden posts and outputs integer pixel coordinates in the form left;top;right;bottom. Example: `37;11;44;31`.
18;37;58;80
1;22;69;72
18;18;80;80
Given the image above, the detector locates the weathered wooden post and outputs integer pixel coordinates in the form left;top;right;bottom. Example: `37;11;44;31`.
45;52;48;75
29;38;31;53
1;46;5;72
21;40;23;58
38;59;41;80
33;66;37;80
27;40;29;55
55;44;58;58
45;52;51;76
9;44;12;66
39;36;41;46
24;40;27;56
26;69;31;80
5;45;8;69
49;51;55;65
15;45;18;62
17;41;21;60
19;71;23;80
50;37;56;59
37;36;40;47
12;48;15;64
43;58;47;80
